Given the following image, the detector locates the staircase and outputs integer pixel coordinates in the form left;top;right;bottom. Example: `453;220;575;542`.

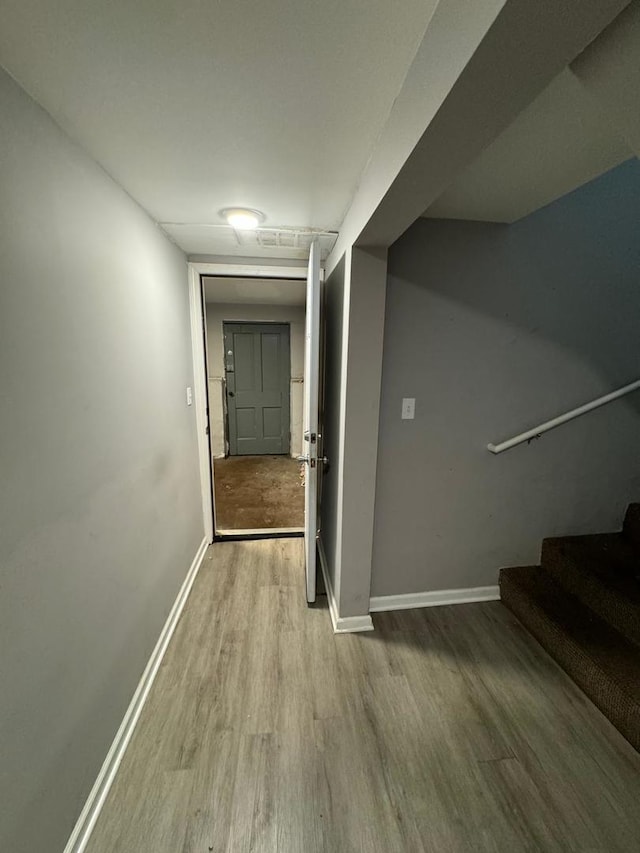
500;504;640;752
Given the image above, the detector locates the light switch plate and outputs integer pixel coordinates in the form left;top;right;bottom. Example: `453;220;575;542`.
402;397;415;420
186;386;193;406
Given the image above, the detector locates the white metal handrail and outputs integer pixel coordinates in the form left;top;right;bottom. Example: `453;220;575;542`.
488;378;640;454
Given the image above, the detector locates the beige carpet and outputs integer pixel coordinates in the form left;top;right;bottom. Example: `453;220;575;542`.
213;455;304;531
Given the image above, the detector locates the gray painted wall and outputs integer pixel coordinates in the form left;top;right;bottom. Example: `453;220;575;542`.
319;249;387;618
372;158;640;598
0;69;202;852
338;248;387;616
319;255;346;599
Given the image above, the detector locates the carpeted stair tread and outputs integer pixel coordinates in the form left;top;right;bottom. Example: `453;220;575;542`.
500;566;640;750
623;503;640;551
542;533;640;647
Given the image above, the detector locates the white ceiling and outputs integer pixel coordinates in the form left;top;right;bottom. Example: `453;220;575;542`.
424;67;634;223
203;277;305;306
0;0;437;257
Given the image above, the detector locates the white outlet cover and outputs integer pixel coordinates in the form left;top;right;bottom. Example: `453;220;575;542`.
402;397;415;420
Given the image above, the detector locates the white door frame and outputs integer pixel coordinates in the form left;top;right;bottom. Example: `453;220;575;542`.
188;261;311;541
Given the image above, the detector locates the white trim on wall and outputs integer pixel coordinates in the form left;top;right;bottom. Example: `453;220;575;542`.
63;537;209;853
369;585;500;612
318;537;374;633
188;266;214;542
191;262;309;279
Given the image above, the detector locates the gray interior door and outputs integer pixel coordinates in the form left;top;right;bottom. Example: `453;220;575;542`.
224;322;291;456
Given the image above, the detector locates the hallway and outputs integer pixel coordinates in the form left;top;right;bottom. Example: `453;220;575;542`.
85;540;640;852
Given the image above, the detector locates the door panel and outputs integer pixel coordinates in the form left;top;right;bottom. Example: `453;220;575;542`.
303;242;321;604
236;408;256;440
261;334;281;390
233;334;256;391
263;407;282;438
224;322;290;456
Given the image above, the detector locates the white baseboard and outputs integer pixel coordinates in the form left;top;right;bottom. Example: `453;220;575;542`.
63;536;209;853
318;538;374;633
333;612;375;632
370;585;500;612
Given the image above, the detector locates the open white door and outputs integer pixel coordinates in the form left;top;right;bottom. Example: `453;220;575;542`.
302;241;321;603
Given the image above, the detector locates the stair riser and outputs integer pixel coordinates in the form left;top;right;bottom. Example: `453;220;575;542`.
623;504;640;551
541;541;640;647
500;574;640;752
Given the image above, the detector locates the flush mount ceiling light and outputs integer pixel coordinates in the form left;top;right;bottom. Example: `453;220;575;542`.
221;207;265;230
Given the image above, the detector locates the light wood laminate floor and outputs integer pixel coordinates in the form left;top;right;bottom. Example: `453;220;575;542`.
86;540;640;853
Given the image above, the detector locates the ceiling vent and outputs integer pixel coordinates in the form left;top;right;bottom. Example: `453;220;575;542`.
234;226;338;260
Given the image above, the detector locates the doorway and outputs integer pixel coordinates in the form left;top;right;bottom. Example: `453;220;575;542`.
202;276;306;536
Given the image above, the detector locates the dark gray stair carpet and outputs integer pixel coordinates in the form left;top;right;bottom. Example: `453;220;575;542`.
624;502;640;551
500;502;640;753
500;565;640;752
541;533;640;647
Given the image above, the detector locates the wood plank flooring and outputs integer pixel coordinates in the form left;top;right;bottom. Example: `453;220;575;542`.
86;540;640;853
